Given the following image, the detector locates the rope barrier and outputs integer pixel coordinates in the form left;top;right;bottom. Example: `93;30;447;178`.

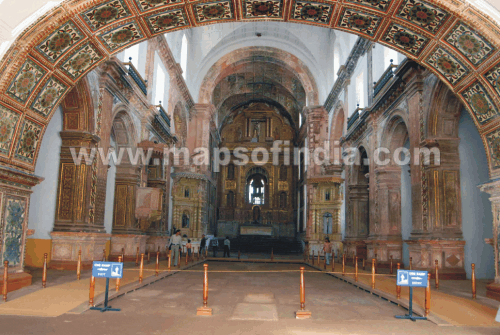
120;268;397;276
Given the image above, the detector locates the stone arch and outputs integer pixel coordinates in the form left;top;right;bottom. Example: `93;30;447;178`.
60;78;94;133
380;112;410;165
427;80;463;139
0;0;499;177
198;47;319;106
111;109;137;147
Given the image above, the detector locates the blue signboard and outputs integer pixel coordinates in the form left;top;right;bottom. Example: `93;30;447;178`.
92;261;123;279
397;270;428;287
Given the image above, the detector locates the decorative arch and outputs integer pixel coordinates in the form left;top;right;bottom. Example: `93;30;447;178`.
199;47;318;106
60;78;95;133
0;0;500;177
427;79;463;139
111;109;138;147
380;112;410;165
330;102;346;163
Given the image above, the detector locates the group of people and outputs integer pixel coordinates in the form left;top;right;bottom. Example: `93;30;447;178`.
168;231;232;266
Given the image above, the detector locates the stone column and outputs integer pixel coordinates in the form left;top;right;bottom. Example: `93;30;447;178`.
406;138;465;278
366;166;403;266
479;180;500;300
0;166;43;290
50;131;110;269
109;161;147;261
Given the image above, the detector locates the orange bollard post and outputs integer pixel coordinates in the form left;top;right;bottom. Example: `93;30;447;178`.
135;247;139;266
3;261;8;302
332;252;335;272
323;252;326;270
409;257;412;270
89;275;95;306
116;256;122;292
42;253;48;288
472;263;476;299
197;264;212;315
435;260;439;290
156;252;159;276
238;249;241;260
342;254;345;276
362;258;365;271
307;247;310;262
139;253;144;283
355;257;358;282
296;266;311;318
390;255;393;275
168;250;171;271
396;263;401;299
185;250;188;265
148;251;151;264
312;250;315;265
102;249;106;262
371;259;376;289
77;248;82;280
425;273;431;316
317;252;320;267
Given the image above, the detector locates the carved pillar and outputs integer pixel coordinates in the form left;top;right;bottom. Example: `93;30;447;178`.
0;167;43;290
50;131;110;270
366;166;403;265
479;180;500;300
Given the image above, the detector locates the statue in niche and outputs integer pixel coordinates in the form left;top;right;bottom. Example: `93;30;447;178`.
237;127;243;141
252;205;261;224
274;127;280;140
251;123;260;142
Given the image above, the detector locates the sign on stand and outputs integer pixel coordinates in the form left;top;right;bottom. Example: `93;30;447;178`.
90;261;123;313
395;270;428;322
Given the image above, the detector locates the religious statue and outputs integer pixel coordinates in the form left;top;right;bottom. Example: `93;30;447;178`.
252;205;261;224
252;123;260;142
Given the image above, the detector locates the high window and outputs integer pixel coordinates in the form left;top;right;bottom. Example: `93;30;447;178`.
181;34;188;80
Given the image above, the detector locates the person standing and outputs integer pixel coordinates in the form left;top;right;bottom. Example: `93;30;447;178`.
169;230;182;266
323;237;333;265
186;239;192;261
223;236;231;258
200;234;207;257
211;236;219;257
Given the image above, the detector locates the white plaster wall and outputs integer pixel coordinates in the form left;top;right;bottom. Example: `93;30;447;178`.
458;110;495;279
27;107;62;239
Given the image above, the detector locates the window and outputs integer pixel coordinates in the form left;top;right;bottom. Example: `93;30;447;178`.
333;47;340;82
384;47;398;68
323;213;333;234
184;188;190;198
325;191;331;201
124;43;139;67
356;71;365;108
155;63;165;105
248;176;265;205
181;34;188;80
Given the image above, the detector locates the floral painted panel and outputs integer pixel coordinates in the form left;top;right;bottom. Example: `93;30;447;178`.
145;9;189;34
445;22;494;67
0;105;21;157
60;42;104;81
35;21;85;63
194;1;234;23
425;46;469;86
2;197;26;266
81;0;132;31
244;0;283;18
7;59;46;104
383;24;429;56
133;0;182;12
291;1;334;24
97;21;144;52
337;8;382;37
395;0;448;34
461;81;499;125
30;77;68;118
14;119;43;164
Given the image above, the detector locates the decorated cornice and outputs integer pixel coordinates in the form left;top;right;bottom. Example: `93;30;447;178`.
0;164;44;190
324;37;373;112
171;171;215;187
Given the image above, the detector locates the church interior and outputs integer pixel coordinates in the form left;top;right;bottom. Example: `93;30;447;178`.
0;0;500;333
